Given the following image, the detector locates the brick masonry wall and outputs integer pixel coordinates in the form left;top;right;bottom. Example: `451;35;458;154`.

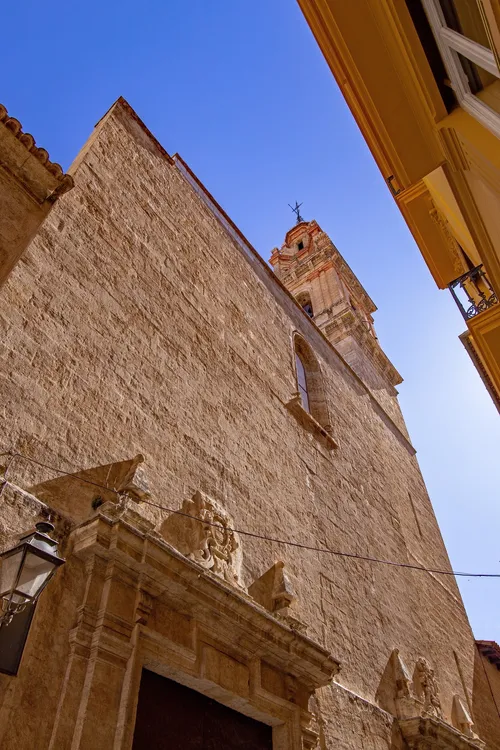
0;100;482;748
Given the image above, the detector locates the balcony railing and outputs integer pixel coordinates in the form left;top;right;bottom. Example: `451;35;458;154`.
448;265;498;321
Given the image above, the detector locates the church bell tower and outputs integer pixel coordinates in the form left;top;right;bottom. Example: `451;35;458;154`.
270;219;403;411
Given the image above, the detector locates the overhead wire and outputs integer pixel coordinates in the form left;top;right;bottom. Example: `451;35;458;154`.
1;450;499;579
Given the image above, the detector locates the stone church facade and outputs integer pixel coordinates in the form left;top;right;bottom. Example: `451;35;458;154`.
0;97;498;748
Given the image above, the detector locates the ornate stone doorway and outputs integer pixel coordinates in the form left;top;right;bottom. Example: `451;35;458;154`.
132;669;273;750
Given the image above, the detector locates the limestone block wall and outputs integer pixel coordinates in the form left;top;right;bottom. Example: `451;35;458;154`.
0;99;482;748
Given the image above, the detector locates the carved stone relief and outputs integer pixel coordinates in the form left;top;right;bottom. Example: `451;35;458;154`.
55;510;339;750
413;657;443;719
376;650;483;747
428;201;467;277
160;490;243;588
377;651;444;720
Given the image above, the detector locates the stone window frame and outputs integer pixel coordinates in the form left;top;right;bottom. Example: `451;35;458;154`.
286;333;338;451
296;291;314;319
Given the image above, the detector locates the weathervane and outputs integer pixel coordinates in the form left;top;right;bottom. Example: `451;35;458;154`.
288;201;304;224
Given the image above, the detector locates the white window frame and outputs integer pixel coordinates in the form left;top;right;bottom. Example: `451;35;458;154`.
421;0;500;138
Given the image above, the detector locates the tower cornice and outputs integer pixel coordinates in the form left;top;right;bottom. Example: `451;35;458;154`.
270;219;403;392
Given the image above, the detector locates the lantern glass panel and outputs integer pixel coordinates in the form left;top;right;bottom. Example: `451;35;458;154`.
16;550;56;599
0;550;23;599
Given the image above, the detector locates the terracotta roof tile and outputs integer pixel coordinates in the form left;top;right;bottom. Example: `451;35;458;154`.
476;640;500;668
0;103;73;192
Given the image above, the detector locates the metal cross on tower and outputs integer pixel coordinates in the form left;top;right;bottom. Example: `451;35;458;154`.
288;201;304;224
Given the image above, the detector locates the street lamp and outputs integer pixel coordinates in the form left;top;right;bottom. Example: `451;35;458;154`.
0;521;65;627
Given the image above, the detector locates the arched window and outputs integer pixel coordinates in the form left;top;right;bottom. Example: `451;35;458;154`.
293;335;330;431
295;350;310;413
296;291;314;319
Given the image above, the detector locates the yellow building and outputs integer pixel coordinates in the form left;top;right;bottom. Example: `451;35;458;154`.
297;0;500;411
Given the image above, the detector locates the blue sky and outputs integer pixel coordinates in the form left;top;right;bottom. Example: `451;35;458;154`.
3;0;499;639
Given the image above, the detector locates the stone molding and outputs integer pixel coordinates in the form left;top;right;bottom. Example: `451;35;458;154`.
48;505;340;749
398;716;485;749
285;394;339;450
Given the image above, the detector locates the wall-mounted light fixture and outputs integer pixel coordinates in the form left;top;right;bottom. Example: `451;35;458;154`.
0;521;65;675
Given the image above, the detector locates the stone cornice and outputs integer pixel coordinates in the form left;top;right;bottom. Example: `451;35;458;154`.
70;504;341;691
398;716;485;749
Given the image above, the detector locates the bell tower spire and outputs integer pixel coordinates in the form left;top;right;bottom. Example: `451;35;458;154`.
270;219;403;416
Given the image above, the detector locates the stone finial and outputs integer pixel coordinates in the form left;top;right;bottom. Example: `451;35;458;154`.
248;560;307;632
413;657;443;719
272;560;296;611
391;649;419;721
392;649;413;699
377;651;445;721
452;695;475;738
160;490;243;588
376;649;420;718
118;461;151;503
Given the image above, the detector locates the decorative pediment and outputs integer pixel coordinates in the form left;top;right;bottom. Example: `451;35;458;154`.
29;454;150;523
377;651;484;749
160;490;243;588
413;657;443;719
377;651;444;720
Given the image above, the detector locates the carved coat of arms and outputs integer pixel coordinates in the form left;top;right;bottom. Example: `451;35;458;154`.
161;490;243;588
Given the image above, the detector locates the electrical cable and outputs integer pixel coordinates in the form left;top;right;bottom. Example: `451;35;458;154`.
2;450;499;579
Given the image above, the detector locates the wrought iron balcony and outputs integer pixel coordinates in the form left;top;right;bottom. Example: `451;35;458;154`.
448;265;498;321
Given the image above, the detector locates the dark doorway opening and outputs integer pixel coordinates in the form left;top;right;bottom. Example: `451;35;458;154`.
132;669;273;750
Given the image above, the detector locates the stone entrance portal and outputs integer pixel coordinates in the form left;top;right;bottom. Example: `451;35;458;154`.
132;669;273;750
